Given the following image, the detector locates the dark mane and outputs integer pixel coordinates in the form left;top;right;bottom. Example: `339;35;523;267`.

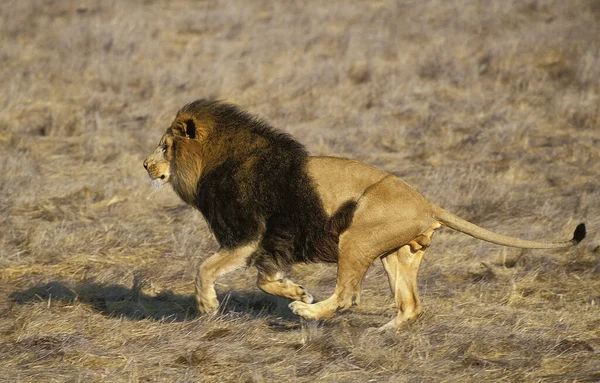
180;100;340;274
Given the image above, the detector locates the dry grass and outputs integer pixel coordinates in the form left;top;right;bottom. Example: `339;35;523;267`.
1;0;599;381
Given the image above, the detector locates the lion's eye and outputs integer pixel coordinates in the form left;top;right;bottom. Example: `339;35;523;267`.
162;146;167;153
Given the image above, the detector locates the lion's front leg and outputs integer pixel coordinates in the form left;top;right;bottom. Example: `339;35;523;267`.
195;241;260;314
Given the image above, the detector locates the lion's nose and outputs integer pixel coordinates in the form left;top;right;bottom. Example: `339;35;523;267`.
143;159;149;169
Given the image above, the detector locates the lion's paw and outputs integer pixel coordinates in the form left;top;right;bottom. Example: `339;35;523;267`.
196;298;219;315
371;312;422;332
289;301;317;319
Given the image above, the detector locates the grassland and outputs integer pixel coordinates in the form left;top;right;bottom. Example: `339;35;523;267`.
1;0;599;382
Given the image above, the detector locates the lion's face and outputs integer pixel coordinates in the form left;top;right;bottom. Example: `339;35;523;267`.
143;132;175;190
143;113;207;196
144;104;215;204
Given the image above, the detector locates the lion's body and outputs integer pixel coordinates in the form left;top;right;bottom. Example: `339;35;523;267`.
144;100;586;330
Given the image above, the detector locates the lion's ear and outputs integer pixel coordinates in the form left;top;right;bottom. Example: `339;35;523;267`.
172;119;197;139
183;119;197;139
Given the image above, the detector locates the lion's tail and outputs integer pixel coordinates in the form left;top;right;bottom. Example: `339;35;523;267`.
433;207;586;249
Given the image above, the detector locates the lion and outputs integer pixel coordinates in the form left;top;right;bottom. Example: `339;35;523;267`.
144;99;586;330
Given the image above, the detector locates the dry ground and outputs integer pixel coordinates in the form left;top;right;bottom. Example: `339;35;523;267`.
1;1;599;382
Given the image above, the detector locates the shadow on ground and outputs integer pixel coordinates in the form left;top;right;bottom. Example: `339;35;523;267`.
9;279;300;323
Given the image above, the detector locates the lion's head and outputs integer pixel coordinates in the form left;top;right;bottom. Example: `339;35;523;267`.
144;102;215;202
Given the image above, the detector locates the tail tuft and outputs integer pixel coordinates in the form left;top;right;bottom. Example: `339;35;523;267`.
571;223;586;244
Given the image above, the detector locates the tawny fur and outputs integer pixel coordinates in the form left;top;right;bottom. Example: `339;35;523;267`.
144;100;586;330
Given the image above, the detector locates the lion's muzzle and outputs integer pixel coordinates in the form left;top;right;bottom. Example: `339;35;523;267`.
143;154;170;190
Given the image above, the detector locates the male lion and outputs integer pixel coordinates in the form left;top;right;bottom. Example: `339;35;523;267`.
144;99;586;330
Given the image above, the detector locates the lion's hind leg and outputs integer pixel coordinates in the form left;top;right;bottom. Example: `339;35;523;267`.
257;271;314;303
290;176;437;321
289;249;371;320
379;222;439;331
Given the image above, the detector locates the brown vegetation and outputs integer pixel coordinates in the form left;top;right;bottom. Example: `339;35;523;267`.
1;1;599;382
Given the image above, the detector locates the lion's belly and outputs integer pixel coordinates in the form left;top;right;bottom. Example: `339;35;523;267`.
306;156;390;216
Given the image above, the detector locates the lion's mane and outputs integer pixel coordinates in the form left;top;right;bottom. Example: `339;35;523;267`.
175;100;342;274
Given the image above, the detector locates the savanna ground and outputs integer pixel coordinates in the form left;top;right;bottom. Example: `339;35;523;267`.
1;0;599;382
